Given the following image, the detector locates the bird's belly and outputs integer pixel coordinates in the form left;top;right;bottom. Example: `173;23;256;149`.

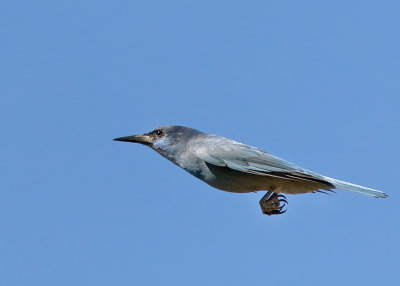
209;176;276;193
201;163;281;193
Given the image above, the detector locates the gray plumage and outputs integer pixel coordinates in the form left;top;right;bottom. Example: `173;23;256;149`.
114;125;387;214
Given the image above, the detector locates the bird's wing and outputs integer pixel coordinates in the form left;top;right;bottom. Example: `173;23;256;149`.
191;135;330;184
191;135;387;198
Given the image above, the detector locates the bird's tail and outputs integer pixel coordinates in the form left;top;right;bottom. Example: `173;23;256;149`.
323;176;388;198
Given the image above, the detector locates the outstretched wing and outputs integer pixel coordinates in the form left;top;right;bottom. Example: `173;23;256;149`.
191;135;331;185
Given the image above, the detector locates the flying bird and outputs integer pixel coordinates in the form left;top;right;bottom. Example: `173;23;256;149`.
114;125;387;215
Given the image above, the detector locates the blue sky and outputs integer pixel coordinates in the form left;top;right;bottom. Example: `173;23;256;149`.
1;1;399;285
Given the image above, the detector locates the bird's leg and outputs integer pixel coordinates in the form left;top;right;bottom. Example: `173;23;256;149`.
259;188;288;215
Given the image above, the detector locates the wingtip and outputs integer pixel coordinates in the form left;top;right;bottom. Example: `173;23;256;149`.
375;192;388;199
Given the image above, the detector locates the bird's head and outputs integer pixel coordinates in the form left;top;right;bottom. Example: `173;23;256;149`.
114;125;202;160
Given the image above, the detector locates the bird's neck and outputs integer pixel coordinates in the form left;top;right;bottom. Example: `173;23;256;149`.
152;138;182;165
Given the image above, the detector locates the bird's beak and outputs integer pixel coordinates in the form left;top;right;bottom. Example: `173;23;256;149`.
113;134;153;145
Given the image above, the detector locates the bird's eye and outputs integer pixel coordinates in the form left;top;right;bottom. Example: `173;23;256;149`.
155;130;163;136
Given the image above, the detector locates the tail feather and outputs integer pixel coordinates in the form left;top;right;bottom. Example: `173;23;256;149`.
323;176;388;198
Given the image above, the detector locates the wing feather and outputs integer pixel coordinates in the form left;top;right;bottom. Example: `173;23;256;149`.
192;135;331;185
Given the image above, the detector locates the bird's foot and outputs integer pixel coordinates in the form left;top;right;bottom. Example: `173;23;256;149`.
259;193;288;216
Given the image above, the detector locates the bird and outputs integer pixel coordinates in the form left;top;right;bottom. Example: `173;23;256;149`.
114;125;387;215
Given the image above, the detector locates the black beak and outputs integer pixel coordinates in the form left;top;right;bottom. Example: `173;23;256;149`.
113;134;152;145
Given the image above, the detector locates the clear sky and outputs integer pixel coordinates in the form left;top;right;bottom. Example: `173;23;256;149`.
1;1;399;285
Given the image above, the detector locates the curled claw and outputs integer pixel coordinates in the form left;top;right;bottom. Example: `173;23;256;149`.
279;198;288;204
277;195;288;208
277;195;288;213
278;208;287;214
278;206;287;213
277;194;288;204
278;203;287;212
